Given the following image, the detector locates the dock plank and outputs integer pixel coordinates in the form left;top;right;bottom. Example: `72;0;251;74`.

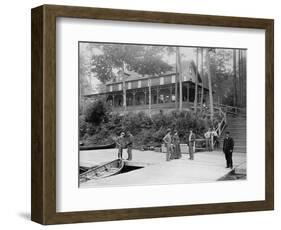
80;149;246;188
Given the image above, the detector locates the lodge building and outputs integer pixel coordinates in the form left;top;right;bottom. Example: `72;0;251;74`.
84;61;212;114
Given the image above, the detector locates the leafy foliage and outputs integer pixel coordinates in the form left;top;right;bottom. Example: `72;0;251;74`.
80;100;223;148
84;99;110;125
90;44;172;83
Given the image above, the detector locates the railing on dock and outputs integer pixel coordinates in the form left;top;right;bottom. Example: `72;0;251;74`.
215;107;227;137
193;106;227;151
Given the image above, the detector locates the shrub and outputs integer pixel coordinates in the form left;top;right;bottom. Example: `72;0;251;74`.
133;129;154;147
84;99;109;125
79;115;87;138
80;108;224;148
151;112;173;130
84;124;115;145
152;127;167;144
105;112;123;135
121;112;153;135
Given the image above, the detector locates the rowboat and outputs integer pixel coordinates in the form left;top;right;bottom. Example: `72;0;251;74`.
79;159;124;183
80;142;116;151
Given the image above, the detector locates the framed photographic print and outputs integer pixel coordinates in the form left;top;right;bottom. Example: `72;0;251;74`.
31;4;274;225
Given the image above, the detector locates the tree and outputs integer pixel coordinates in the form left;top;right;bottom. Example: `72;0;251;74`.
207;48;234;106
130;46;173;76
90;44;172;83
176;47;183;111
206;49;214;123
240;50;247;107
233;49;237;106
79;43;95;96
194;48;199;113
200;48;204;109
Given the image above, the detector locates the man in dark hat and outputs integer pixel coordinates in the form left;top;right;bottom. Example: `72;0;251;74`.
116;131;126;159
223;131;235;168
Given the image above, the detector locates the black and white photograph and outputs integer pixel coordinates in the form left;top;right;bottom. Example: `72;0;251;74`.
78;42;247;188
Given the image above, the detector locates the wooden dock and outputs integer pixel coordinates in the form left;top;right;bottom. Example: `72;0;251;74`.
80;149;246;188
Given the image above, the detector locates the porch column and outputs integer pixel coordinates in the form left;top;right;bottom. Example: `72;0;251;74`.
186;82;190;104
169;85;173;103
156;86;160;104
112;94;115;107
144;89;147;105
175;74;178;109
132;91;136;106
148;78;151;117
123;81;126;111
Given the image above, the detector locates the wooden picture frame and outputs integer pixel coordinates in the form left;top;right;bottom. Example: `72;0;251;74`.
31;4;274;225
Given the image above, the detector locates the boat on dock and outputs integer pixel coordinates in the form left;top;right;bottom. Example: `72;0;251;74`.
80;142;116;151
79;159;124;183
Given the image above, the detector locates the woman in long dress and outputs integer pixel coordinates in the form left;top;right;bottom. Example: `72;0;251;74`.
172;130;181;159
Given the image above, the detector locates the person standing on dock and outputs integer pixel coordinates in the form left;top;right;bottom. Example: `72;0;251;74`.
188;129;195;160
116;131;126;159
163;128;172;161
211;127;218;149
126;131;134;161
172;130;181;159
223;131;235;168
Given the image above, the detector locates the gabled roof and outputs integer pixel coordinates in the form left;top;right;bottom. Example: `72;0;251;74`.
185;60;202;83
106;60;202;85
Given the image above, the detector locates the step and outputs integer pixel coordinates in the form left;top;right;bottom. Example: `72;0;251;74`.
226;124;246;127
227;125;246;128
226;134;246;137
234;143;247;147
231;141;247;144
218;135;246;139
227;118;247;121
224;132;246;135
227;136;247;139
227;120;247;123
222;134;246;138
227;124;246;127
216;148;247;153
218;137;246;141
224;134;246;137
225;126;246;129
227;116;247;118
234;147;247;152
227;129;246;132
227;134;246;137
217;142;247;146
227;128;246;131
235;163;247;174
224;139;247;142
223;131;246;134
226;126;246;129
235;150;247;153
227;127;246;129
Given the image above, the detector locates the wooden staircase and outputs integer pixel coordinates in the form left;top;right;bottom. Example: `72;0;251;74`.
218;113;246;153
